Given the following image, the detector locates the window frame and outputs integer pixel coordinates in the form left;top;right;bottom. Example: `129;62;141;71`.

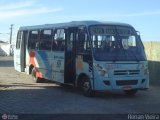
28;30;40;50
39;29;53;51
16;31;23;49
53;28;65;51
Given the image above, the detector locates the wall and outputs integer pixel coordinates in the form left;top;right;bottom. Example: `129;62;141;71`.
0;44;11;56
143;41;160;85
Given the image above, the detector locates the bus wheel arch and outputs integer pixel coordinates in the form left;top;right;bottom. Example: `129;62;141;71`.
77;73;95;97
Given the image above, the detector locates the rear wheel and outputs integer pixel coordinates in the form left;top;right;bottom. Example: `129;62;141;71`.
31;68;44;83
124;89;138;95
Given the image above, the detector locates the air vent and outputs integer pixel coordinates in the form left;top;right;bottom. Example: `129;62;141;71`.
114;70;140;76
116;80;138;86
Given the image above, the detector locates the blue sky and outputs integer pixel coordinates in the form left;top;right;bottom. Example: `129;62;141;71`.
0;0;160;44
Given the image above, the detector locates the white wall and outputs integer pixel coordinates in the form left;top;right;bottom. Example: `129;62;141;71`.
0;44;11;56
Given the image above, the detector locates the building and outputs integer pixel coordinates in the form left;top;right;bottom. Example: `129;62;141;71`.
0;40;14;56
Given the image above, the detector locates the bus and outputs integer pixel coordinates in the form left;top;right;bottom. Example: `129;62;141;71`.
14;21;149;97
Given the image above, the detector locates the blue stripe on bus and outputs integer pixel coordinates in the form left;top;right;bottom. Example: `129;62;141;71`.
38;51;51;79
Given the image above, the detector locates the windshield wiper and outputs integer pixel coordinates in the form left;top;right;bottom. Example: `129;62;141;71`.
129;49;140;62
112;48;119;62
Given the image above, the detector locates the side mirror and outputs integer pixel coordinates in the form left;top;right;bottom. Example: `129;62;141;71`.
136;31;140;36
136;31;141;40
136;31;145;49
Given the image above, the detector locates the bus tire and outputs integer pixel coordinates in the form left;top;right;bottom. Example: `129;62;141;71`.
31;68;44;83
124;89;138;95
81;76;95;97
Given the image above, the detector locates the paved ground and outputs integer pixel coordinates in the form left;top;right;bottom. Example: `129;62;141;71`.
0;57;160;116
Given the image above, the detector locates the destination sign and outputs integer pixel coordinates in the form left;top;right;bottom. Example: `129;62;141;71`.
90;26;132;36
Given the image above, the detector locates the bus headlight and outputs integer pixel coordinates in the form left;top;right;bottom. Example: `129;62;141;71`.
95;64;109;77
98;69;108;77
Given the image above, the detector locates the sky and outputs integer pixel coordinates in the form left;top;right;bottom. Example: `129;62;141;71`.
0;0;160;44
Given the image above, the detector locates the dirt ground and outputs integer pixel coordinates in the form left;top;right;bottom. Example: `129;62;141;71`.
0;56;160;119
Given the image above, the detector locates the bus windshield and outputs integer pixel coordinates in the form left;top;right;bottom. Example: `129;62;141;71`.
89;25;147;61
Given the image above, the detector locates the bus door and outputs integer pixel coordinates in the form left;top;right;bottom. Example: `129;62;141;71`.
64;27;77;84
52;29;65;83
14;31;28;72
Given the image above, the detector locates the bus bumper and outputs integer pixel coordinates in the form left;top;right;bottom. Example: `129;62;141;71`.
93;76;149;91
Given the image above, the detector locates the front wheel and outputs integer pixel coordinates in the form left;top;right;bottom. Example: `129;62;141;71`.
124;89;138;95
31;68;44;83
81;76;95;97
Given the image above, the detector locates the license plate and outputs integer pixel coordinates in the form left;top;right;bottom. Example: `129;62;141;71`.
123;86;132;90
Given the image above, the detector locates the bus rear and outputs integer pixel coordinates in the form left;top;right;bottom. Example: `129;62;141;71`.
89;24;149;95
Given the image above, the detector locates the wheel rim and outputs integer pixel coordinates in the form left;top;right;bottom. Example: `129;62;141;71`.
83;81;90;91
32;69;36;80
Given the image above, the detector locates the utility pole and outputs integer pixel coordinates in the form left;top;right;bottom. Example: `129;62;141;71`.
10;24;13;44
9;24;14;56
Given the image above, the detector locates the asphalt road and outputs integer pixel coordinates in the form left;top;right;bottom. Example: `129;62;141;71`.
0;56;160;119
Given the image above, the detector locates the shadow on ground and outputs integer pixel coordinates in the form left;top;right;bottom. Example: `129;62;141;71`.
0;82;145;99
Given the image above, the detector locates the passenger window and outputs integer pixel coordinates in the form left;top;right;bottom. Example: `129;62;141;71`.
67;33;73;51
77;28;90;53
39;29;52;51
16;31;22;49
54;29;65;51
28;30;39;50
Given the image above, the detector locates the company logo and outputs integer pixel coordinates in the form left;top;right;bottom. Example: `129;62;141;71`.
1;114;18;120
2;114;8;120
127;71;130;75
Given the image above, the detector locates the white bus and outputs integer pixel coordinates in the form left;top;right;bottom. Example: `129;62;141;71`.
14;21;149;96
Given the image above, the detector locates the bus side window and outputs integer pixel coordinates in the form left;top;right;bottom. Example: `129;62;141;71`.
67;33;73;51
16;31;23;49
28;30;39;50
77;32;85;52
77;29;90;53
52;32;58;51
54;29;65;51
39;29;52;51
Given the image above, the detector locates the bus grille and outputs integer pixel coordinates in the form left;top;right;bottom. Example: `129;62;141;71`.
116;80;138;86
114;70;140;76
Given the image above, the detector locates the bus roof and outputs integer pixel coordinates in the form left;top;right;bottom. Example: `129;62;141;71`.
19;20;133;30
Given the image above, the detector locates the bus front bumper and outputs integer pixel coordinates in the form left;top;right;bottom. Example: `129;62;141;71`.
93;76;149;91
